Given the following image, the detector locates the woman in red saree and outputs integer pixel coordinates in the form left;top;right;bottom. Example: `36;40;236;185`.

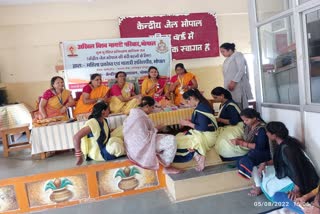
38;76;75;120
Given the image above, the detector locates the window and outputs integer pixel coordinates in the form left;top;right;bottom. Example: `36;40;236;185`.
258;16;299;104
305;9;320;103
256;0;291;21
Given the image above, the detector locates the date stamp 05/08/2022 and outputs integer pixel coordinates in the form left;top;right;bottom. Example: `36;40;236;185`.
253;201;309;207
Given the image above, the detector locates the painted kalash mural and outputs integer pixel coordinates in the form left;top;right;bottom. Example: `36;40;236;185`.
115;166;141;191
97;166;159;196
21;165;160;208
44;178;74;203
26;175;89;207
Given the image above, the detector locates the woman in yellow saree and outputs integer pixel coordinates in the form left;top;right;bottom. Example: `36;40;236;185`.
141;66;167;102
73;73;109;117
109;71;140;114
168;63;198;106
38;76;75;121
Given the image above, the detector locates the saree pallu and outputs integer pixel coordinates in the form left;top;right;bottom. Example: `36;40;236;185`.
109;82;139;114
214;122;249;158
74;85;109;117
171;72;196;106
109;97;139;115
81;118;125;161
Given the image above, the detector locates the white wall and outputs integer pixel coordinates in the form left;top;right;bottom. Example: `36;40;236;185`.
304;112;320;175
261;107;302;140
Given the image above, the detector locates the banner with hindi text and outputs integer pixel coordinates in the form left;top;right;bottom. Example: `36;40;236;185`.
119;12;219;60
61;37;171;90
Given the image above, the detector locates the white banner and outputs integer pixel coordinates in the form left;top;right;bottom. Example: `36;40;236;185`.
62;37;172;90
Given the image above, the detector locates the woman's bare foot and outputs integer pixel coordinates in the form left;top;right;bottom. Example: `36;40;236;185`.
163;166;183;174
194;153;205;171
248;186;262;196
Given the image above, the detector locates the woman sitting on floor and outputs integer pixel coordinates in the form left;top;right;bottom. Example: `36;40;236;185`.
250;122;319;214
211;87;248;159
37;76;75;121
168;63;198;106
109;71;140;114
231;108;271;179
73;73;109;117
174;89;218;171
123;96;180;174
73;102;126;165
141;66;167;102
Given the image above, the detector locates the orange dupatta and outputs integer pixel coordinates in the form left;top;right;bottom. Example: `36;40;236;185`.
74;85;109;116
172;72;196;105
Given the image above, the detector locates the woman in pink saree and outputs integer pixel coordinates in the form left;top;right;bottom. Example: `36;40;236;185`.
123;96;181;174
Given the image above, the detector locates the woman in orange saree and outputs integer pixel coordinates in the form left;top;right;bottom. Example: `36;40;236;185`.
109;71;140;114
38;76;75;121
141;66;167;102
168;63;198;106
73;73;109;117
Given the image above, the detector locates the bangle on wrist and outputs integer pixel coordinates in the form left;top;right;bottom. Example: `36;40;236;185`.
75;151;83;157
